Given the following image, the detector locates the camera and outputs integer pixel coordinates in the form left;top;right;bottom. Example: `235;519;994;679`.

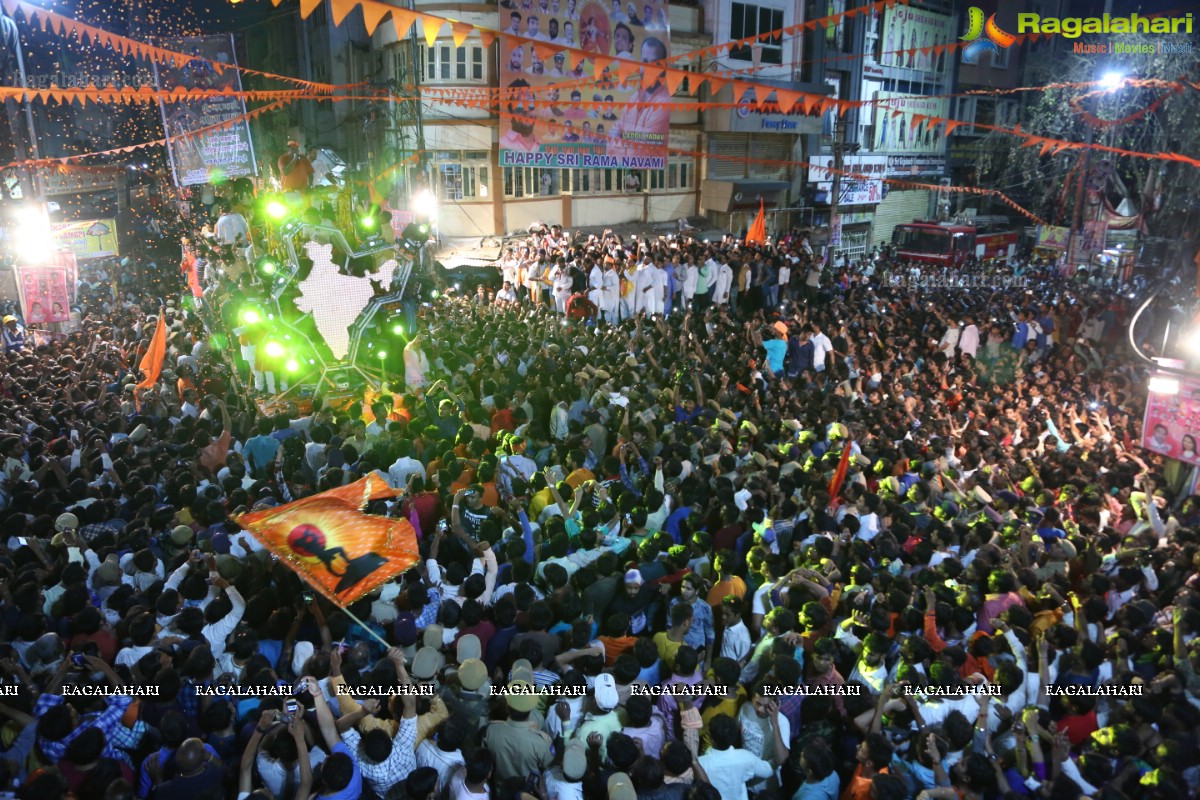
72;653;87;668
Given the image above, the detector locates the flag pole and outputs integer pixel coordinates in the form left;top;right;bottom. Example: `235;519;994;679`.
338;602;394;651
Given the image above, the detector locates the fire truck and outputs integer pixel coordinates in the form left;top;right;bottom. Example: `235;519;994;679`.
890;216;1020;266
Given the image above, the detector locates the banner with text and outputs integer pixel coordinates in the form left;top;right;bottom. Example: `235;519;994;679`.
1143;375;1200;467
874;92;950;155
878;7;953;71
153;35;258;187
498;0;671;169
51;219;120;260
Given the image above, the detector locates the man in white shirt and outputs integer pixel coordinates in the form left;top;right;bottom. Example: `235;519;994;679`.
713;259;734;306
809;323;832;373
213;205;248;246
699;715;774;800
387;441;426;490
959;314;980;358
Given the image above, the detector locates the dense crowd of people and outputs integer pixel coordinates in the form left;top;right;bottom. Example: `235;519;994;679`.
0;215;1198;800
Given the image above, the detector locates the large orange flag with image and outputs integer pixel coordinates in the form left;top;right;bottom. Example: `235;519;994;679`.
233;473;419;606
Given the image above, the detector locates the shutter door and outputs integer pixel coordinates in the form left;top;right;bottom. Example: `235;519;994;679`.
747;135;791;181
708;133;749;180
871;189;930;245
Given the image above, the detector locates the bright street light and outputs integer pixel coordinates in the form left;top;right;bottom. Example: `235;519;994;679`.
413;189;438;221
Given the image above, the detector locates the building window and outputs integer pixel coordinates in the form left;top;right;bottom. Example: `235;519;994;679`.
729;3;783;64
420;43;486;83
562;168;631;194
504;166;559;197
648;158;694;190
435;152;489;201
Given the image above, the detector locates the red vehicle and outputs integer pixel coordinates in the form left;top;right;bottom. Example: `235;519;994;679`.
891;217;1020;266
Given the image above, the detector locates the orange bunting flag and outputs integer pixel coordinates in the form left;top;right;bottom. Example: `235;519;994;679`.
233;474;419;606
745;198;767;245
133;312;166;410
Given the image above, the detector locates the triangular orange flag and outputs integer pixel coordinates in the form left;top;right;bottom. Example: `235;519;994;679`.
452;22;473;47
299;0;322;19
360;2;392;35
665;68;687;95
478;28;496;49
776;89;800;113
233;474;420;606
134;312;167;410
745;198;767;245
390;8;417;38
421;15;441;47
330;0;356;26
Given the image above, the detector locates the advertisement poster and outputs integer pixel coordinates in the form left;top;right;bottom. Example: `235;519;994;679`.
153;35;258;187
874;92;950;154
18;261;73;324
1037;225;1070;251
51;219;120;260
879;7;953;72
497;0;671;169
1143;375;1200;466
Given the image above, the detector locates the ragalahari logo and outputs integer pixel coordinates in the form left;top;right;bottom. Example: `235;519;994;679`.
961;7;1016;63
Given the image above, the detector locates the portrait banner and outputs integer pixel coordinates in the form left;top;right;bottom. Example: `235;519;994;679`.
234;474;420;606
498;0;671;169
17;260;73;324
1143;376;1200;467
878;6;953;71
874;92;950;155
153;35;258;187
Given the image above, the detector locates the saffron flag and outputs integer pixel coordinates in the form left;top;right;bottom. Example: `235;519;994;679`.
745;199;767;245
134;312;167;410
827;439;853;505
233;473;419;605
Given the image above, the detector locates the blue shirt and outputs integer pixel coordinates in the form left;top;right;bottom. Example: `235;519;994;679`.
243;434;280;475
322;741;363;800
763;339;787;374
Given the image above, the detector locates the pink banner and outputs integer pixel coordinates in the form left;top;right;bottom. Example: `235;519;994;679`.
1143;375;1200;466
19;256;74;324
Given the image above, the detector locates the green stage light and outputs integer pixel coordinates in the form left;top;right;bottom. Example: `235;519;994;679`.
377;350;388;359
255;255;279;276
285;358;300;373
391;323;404;336
240;307;262;325
265;200;288;220
430;289;440;299
417;223;429;235
264;341;285;358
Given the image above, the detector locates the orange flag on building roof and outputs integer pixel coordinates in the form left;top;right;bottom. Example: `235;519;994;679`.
233;473;419;606
745;198;767;245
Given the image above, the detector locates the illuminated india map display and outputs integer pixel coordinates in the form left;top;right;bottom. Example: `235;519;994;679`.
293;242;397;360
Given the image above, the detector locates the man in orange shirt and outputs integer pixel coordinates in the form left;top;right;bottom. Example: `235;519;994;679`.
278;140;313;192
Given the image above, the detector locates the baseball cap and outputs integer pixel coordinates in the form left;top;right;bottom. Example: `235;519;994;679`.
608;773;636;800
458;658;487;691
593;673;619;710
456;634;482;663
54;513;79;533
510;658;535;684
563;740;588;781
506;679;540;712
412;646;442;681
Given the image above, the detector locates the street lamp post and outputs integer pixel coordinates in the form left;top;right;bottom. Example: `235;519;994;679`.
1070;71;1123;266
